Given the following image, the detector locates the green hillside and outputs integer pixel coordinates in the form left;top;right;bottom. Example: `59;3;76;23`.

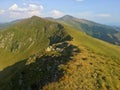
0;16;120;90
55;15;120;45
0;16;71;70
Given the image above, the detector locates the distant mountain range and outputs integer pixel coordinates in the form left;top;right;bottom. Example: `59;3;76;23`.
0;16;120;90
47;15;120;45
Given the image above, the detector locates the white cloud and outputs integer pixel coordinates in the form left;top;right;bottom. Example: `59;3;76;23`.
0;9;5;14
51;10;64;17
9;4;19;11
8;3;44;18
28;4;44;11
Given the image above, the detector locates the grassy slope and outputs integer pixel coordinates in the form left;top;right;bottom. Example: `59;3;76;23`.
0;17;120;90
43;25;120;90
67;26;120;58
0;17;48;70
0;16;70;70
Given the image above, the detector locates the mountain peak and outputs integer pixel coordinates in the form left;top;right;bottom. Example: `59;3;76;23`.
15;15;50;26
30;15;44;20
31;15;40;19
60;15;74;19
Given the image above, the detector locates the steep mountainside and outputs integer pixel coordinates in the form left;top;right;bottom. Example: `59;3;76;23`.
55;15;120;45
0;16;120;90
0;16;71;70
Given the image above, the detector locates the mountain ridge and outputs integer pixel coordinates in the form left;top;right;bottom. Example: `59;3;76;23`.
0;16;120;90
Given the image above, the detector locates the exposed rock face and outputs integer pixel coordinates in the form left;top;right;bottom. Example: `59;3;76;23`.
0;32;14;49
45;46;53;52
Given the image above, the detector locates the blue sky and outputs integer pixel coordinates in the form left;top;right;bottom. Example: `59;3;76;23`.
0;0;120;25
